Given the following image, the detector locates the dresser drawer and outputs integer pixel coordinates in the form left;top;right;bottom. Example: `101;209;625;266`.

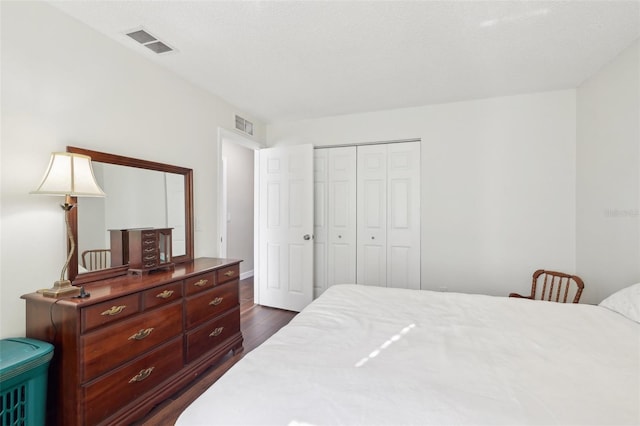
185;281;239;329
141;255;158;269
185;307;241;363
81;293;141;333
82;302;183;381
140;229;157;240
140;234;159;268
143;281;183;310
217;263;240;284
184;271;216;295
83;338;183;426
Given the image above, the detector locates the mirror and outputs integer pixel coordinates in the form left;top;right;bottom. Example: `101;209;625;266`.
67;146;194;284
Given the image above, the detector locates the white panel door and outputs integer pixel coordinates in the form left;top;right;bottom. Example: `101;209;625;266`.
357;145;388;286
313;149;328;298
258;144;314;312
387;142;421;289
327;147;357;287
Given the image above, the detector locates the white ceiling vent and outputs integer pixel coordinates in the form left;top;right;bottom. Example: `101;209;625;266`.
125;28;174;55
235;115;254;136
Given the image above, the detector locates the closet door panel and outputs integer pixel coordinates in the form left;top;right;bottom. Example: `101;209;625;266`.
390;179;410;228
360;244;386;286
357;145;388;286
328;147;357;286
389;246;410;289
331;243;354;284
387;142;421;289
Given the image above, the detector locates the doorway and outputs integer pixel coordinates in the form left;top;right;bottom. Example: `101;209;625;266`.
218;128;261;281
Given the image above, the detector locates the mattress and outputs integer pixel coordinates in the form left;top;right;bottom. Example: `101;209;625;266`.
177;284;640;425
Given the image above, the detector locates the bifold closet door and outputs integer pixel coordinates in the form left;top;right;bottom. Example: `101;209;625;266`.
313;147;357;297
356;145;388;286
357;142;421;289
327;147;357;288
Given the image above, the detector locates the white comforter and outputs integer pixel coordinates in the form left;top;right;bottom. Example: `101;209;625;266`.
177;285;640;426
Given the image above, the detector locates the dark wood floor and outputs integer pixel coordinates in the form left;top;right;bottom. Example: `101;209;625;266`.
135;277;297;425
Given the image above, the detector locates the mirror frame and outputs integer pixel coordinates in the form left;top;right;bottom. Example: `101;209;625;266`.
67;146;194;284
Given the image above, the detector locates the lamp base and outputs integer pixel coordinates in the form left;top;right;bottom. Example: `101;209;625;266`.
37;280;81;298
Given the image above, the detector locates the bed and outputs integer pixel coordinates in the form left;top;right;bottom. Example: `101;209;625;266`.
177;284;640;425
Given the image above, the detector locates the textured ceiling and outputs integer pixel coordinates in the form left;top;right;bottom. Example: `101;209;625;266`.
49;1;640;124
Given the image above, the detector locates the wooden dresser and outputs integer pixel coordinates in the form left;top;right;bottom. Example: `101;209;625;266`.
22;257;243;426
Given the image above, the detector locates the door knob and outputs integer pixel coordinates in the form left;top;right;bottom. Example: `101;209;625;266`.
303;234;312;240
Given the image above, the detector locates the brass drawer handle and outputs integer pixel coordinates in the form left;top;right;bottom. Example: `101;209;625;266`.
156;290;174;299
128;328;154;341
193;279;209;287
209;327;224;337
101;305;126;316
128;367;154;383
209;297;224;306
224;270;235;277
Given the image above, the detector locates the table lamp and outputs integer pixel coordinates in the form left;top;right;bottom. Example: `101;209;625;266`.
31;152;106;297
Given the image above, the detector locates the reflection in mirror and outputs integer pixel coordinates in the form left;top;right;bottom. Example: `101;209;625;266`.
67;146;194;284
77;164;186;273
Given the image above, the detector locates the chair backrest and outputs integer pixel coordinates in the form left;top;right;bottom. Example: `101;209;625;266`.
82;249;111;271
531;269;584;303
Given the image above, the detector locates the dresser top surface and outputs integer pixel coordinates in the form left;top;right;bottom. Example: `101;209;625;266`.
21;257;241;307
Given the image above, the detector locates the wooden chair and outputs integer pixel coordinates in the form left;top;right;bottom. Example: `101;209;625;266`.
81;249;111;271
510;269;584;303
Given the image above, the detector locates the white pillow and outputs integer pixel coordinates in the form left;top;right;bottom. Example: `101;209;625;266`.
599;283;640;323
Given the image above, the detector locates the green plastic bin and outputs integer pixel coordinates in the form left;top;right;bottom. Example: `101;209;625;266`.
0;338;54;426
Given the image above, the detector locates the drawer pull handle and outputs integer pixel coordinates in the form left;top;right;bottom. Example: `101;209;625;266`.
224;270;235;277
101;305;126;316
209;327;224;337
156;290;174;299
128;328;154;341
209;297;224;306
129;367;154;383
193;279;209;287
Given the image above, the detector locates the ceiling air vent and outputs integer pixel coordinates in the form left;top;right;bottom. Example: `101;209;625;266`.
235;115;254;136
125;28;174;55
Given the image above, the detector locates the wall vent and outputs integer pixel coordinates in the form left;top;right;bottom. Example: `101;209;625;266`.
235;115;254;136
125;28;174;55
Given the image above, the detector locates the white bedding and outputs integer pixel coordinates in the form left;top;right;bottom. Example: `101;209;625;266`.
177;285;640;426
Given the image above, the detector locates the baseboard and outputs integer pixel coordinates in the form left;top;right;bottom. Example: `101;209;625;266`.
240;270;254;280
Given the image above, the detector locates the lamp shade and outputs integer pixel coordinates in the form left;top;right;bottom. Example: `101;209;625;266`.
31;152;105;197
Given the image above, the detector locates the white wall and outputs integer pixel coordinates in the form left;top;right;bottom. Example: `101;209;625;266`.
576;39;640;303
0;1;265;338
221;140;255;276
268;90;577;298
